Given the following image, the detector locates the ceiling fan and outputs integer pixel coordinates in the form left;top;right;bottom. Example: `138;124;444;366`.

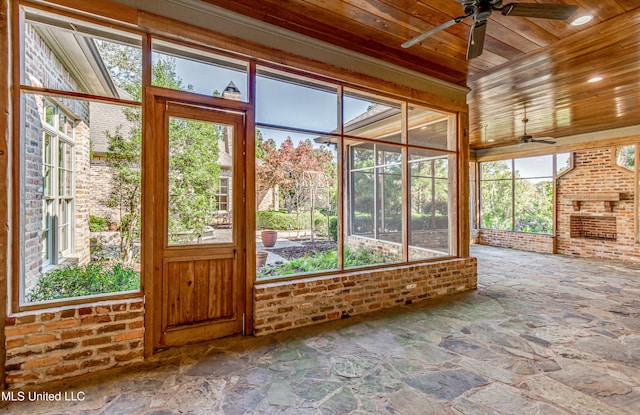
401;0;579;59
518;114;555;145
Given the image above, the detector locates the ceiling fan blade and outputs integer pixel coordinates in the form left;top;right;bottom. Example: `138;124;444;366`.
500;3;579;20
533;138;557;144
467;21;487;59
402;15;467;48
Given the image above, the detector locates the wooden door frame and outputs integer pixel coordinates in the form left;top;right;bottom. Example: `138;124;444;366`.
142;86;253;356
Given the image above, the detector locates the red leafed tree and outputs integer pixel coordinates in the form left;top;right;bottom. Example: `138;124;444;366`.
257;136;333;213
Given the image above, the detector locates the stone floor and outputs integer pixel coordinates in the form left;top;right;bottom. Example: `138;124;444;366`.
3;245;640;414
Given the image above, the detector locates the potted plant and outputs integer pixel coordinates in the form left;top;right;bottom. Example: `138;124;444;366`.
261;230;278;247
256;251;269;268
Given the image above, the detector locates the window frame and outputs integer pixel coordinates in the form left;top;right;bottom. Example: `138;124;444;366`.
216;176;230;212
10;2;464;309
40;99;76;268
478;154;558;235
13;5;146;311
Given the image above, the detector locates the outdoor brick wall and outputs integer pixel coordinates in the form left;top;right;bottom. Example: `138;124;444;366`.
556;147;638;262
253;257;477;336
347;231;451;261
89;157;118;223
346;235;403;261
4;298;144;389
475;229;555;254
23;24;92;291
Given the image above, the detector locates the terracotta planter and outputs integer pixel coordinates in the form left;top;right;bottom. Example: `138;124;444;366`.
256;251;269;268
261;230;278;247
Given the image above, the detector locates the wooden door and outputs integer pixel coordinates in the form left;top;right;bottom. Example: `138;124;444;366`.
147;95;246;350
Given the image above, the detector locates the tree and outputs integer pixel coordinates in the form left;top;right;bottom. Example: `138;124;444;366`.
104;120;141;263
97;41;223;249
167;117;221;241
256;137;334;214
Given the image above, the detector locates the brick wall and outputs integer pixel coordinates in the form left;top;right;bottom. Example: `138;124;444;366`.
88;157;119;223
4;298;144;389
254;257;477;336
475;229;555;254
23;23;92;291
556;147;638;262
475;146;639;261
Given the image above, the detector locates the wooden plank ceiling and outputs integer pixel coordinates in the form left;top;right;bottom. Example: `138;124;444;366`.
202;0;640;150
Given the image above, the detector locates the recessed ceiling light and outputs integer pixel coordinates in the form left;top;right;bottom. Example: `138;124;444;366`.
588;76;603;83
572;15;593;26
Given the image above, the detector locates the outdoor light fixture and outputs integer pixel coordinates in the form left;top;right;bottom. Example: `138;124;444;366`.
572;15;593;26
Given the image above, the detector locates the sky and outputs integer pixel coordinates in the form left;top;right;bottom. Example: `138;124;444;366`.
170;55;372;146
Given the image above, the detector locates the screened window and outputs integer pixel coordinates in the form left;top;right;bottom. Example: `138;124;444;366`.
19;7;143;306
615;145;635;171
152;39;248;101
479;155;554;234
255;70;457;281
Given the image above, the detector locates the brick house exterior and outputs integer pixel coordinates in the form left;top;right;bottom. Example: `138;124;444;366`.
22;22;92;293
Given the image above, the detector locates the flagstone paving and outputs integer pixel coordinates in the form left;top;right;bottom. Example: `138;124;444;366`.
4;245;640;414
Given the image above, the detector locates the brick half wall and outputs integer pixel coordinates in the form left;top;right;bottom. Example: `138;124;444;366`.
254;257;477;336
475;229;555;254
5;298;144;389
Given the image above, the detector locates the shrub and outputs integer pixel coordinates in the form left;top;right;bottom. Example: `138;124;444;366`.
89;215;107;232
328;216;338;241
256;245;389;279
27;262;139;302
256;210;327;231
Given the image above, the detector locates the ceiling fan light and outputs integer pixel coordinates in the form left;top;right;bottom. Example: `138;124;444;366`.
571;15;593;26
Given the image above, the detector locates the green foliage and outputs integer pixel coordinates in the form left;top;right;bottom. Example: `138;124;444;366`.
411;214;449;230
257;210;327;231
97;41;223;246
89;215;107;232
26;263;139;302
256;137;335;214
256;245;389;279
328;216;338;241
167;117;221;240
480;158;553;234
104;123;141;263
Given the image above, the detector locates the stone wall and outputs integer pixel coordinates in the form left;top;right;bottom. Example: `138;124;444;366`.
556;147;638;262
5;298;144;388
254;257;477;336
475;229;555;254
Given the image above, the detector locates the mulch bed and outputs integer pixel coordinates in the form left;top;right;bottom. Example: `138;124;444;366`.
266;238;336;260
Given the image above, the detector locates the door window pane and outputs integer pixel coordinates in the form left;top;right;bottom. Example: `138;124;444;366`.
168;116;232;245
